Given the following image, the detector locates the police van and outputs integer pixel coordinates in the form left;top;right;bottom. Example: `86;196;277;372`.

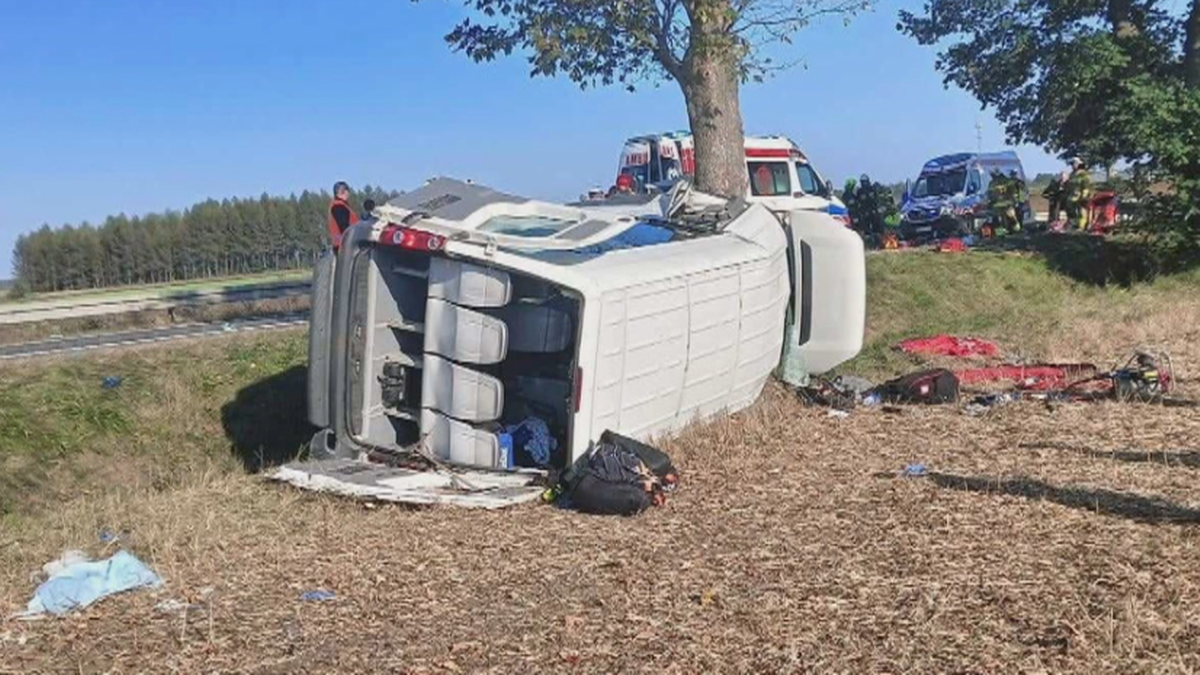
899;151;1034;240
616;132;850;226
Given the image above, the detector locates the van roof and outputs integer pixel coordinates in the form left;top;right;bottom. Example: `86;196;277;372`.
922;151;1021;172
623;132;808;161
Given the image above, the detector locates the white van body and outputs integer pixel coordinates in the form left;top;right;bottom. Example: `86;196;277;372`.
282;178;865;507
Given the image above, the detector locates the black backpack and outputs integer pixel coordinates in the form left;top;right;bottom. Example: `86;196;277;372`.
875;368;960;404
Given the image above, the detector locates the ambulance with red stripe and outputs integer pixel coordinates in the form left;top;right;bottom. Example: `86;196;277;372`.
616;132;850;226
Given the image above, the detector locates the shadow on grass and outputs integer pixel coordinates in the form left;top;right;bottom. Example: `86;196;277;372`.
982;231;1200;286
928;472;1200;524
221;365;314;472
1022;441;1200;470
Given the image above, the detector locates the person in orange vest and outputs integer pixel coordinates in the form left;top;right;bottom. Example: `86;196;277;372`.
328;181;359;251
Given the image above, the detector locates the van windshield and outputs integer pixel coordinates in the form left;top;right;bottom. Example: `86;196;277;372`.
912;168;967;198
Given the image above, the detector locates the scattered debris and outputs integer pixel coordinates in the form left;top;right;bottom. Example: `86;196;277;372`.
872;368;960;404
300;589;336;602
796;377;860;410
938;238;969;253
826;409;851;419
100;376;123;390
154;599;203;614
898;335;1000;358
502;416;556;468
901;463;929;478
22;550;162;617
956;364;1097;390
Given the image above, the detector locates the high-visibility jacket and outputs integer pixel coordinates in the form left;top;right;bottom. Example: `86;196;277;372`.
327;198;360;249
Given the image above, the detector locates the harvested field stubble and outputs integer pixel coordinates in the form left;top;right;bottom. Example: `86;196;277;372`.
3;387;1200;673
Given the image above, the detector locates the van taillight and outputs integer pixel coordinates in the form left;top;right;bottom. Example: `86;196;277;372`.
380;224;445;252
573;366;583;413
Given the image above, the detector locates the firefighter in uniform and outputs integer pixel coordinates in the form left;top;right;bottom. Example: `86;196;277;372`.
328;181;359;251
1065;158;1093;231
1006;170;1026;233
987;170;1016;235
1042;172;1068;225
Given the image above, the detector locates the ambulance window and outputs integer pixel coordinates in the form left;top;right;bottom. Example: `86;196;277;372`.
795;163;821;195
748;162;790;196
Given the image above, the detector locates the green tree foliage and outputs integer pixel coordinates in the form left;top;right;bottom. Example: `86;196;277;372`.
439;0;871;198
899;0;1200;233
11;187;398;294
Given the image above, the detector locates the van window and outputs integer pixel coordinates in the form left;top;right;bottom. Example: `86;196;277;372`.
794;163;825;196
966;170;982;195
912;168;967;198
748;162;791;196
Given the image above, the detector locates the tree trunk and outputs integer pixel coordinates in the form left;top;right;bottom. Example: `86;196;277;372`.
678;2;747;199
1185;0;1200;89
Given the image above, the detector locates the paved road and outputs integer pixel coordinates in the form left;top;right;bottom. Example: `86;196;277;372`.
0;281;311;325
0;313;308;361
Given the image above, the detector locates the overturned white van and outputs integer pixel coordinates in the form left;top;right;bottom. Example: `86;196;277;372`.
282;178;864;507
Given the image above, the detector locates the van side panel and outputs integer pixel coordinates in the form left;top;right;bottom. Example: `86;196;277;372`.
580;214;790;452
589;279;690;439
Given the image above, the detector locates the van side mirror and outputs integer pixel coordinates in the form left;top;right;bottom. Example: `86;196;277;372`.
825;179;834;196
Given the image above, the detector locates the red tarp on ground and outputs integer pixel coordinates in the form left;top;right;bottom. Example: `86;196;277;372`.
955;364;1099;391
898;335;1001;358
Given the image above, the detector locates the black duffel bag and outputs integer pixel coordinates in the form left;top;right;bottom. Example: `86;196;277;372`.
558;432;678;516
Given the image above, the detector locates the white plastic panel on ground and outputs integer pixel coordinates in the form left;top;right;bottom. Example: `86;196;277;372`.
268;459;542;509
428;258;513;308
421;355;505;423
420;410;503;468
423;298;509;364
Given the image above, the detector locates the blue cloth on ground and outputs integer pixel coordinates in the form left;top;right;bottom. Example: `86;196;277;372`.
25;550;162;616
504;417;556;467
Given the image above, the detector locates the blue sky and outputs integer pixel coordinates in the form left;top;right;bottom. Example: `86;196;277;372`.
0;0;1063;278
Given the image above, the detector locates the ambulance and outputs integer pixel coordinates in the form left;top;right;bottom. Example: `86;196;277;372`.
616;132;850;226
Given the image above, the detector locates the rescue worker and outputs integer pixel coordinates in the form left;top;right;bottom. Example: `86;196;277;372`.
1065;158;1093;231
854;174;882;238
361;199;376;222
1006;170;1026;233
1042;172;1067;225
987;170;1016;235
328;181;359;251
606;173;636;198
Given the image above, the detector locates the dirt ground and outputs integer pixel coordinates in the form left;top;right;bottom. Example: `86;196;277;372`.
3;381;1200;674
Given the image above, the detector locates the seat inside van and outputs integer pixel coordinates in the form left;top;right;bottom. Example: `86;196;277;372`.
357;249;581;472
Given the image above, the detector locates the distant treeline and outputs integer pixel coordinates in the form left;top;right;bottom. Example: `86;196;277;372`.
11;186;398;294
